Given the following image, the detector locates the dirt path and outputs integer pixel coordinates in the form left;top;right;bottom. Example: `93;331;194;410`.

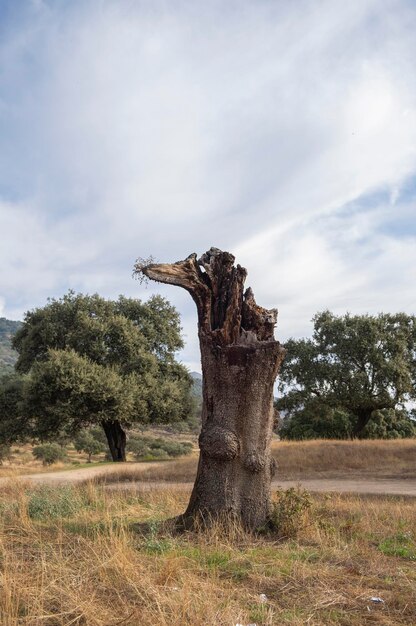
1;465;415;497
0;462;164;485
105;478;416;497
273;478;416;497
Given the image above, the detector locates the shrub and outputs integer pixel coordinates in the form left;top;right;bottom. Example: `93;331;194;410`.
164;420;191;434
361;409;416;439
127;437;151;458
279;404;353;440
151;438;192;457
268;487;312;538
126;435;193;461
32;443;66;465
142;448;169;460
73;430;106;462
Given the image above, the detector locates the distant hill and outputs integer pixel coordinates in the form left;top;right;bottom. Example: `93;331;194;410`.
190;371;202;398
0;318;22;377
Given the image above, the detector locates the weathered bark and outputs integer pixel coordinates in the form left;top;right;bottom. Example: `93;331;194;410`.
101;419;127;462
137;248;285;530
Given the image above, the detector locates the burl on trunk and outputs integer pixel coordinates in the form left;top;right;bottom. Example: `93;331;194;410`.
136;248;285;530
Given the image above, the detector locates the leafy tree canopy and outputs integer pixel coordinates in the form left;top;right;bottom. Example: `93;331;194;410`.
13;292;183;375
13;291;193;459
278;311;416;439
0;374;28;444
25;349;139;436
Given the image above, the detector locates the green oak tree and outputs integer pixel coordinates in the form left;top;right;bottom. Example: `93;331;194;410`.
0;373;27;445
278;311;416;439
14;292;193;460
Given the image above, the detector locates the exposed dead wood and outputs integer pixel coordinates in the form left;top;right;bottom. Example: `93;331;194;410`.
134;248;285;530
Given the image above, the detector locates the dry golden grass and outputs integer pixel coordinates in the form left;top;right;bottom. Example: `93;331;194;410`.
0;443;109;476
91;439;416;486
4;439;415;486
92;454;199;484
0;479;415;625
0;427;198;475
273;438;416;479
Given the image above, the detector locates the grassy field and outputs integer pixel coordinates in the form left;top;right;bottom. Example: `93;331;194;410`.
90;438;416;485
3;439;415;483
274;439;416;478
0;427;197;475
0;444;109;475
1;439;414;624
0;479;415;625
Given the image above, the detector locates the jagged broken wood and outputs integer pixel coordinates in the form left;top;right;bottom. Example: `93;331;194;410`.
134;248;285;530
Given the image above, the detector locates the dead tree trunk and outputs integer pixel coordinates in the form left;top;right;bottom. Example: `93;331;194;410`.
136;248;285;530
101;419;127;462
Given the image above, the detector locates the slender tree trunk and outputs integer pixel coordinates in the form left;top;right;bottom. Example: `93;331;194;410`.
138;248;285;530
101;419;127;462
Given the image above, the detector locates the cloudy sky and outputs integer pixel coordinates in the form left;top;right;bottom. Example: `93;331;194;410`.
0;0;415;371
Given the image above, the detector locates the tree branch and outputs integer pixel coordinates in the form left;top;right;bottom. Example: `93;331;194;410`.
135;253;211;331
134;248;278;345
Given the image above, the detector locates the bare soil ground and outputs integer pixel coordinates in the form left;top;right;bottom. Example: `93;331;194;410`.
104;477;416;497
4;462;416;498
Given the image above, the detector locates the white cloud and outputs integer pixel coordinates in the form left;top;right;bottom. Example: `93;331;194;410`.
0;0;416;367
236;196;416;344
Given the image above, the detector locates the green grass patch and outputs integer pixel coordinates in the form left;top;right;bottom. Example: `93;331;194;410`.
143;535;174;555
379;532;416;559
27;485;87;519
248;602;273;624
